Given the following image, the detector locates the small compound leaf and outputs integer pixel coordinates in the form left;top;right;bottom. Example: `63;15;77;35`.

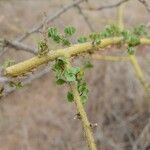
77;37;88;43
64;67;80;82
64;26;76;36
83;61;93;69
67;91;74;102
56;79;66;85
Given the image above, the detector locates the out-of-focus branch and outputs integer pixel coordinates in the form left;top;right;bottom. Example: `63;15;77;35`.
129;55;150;93
138;0;150;13
17;0;85;42
116;2;126;31
0;39;37;54
73;0;94;31
92;54;129;61
132;119;150;150
83;0;130;11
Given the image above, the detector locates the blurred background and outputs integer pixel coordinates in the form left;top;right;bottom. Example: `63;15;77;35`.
0;0;150;149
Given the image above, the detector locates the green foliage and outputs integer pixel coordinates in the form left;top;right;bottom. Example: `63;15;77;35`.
127;47;136;55
89;33;101;45
48;27;76;47
67;91;74;102
77;36;88;43
49;24;149;104
83;60;93;69
101;24;121;38
61;38;71;46
2;59;15;68
9;81;23;89
56;79;66;85
64;67;80;82
64;26;76;36
48;27;62;43
77;81;89;104
132;24;148;37
52;57;67;80
38;41;49;57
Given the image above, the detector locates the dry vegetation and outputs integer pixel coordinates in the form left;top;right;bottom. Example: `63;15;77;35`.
0;0;150;150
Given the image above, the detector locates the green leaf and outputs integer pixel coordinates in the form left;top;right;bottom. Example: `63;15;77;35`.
77;81;89;104
61;38;71;46
127;35;140;47
48;27;58;37
56;79;66;85
67;91;74;102
64;26;76;36
132;25;148;36
77;36;88;43
9;81;23;89
2;59;15;68
38;41;49;57
64;67;80;82
127;47;135;55
89;33;101;45
83;61;93;69
48;27;62;43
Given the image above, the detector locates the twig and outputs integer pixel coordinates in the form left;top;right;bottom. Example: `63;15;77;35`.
129;55;150;93
2;39;37;54
84;0;130;11
116;2;126;31
0;0;85;56
17;0;85;42
69;81;97;150
73;0;94;31
132;119;150;150
138;0;150;13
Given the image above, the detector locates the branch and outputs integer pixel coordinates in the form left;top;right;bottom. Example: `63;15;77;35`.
138;0;150;13
129;55;150;93
0;0;85;56
1;39;37;54
4;37;150;77
116;1;126;31
84;0;130;11
73;0;94;31
17;0;85;42
4;37;123;76
69;81;97;150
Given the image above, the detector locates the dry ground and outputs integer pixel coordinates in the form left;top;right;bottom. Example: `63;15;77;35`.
0;0;150;150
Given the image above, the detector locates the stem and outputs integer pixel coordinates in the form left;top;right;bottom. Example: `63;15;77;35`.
129;55;150;93
116;2;125;31
70;81;97;150
5;37;150;77
66;60;97;150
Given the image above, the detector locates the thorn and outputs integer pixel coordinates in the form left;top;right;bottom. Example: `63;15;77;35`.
90;123;98;129
74;113;81;120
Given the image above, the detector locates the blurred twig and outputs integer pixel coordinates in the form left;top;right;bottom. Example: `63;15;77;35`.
138;0;150;13
1;66;51;97
0;0;85;56
83;0;130;11
17;0;85;42
132;119;150;150
73;0;94;31
0;39;37;54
